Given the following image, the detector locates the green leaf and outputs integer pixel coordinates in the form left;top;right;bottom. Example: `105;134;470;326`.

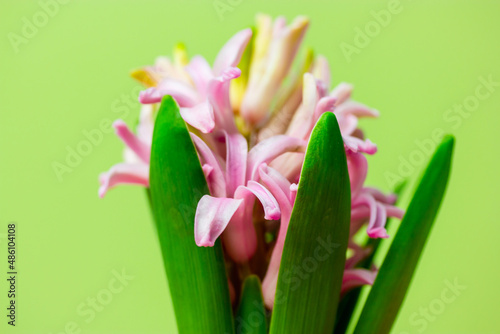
353;135;455;334
333;181;408;334
269;112;351;334
235;275;267;334
149;96;234;334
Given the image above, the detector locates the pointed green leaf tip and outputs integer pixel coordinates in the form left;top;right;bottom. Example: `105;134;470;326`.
236;275;267;334
270;112;351;334
354;135;455;334
149;96;234;334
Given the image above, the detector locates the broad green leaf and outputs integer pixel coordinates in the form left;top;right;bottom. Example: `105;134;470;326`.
235;275;267;334
269;112;351;334
353;135;455;334
149;96;234;334
333;181;407;334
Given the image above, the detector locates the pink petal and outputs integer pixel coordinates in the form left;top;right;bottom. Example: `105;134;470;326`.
235;181;281;220
98;163;149;198
259;164;296;309
385;205;405;219
312;55;331;89
344;135;377;155
213;29;252;76
347;152;368;198
194;195;243;247
139;79;198;107
225;132;248;197
364;187;397;205
222;194;258;263
258;163;292;208
180;101;215;134
207;67;241;132
247;135;306;181
113;120;151;163
286;73;320;139
136;104;155;144
190;133;226;198
313;96;337;124
336;101;380;118
202;164;214;179
341;268;377;296
330;82;353;105
337;114;358;136
185;56;213;99
368;202;389;238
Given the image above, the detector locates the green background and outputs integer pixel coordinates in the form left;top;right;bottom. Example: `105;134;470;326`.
1;0;499;333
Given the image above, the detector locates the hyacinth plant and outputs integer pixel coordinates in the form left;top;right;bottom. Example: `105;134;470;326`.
99;15;454;334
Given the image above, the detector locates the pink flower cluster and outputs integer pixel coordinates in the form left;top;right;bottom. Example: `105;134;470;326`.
99;15;404;309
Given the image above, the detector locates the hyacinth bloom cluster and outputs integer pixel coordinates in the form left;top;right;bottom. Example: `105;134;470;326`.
99;15;404;309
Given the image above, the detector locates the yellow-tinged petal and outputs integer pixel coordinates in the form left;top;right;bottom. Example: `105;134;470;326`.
173;42;189;67
130;68;160;87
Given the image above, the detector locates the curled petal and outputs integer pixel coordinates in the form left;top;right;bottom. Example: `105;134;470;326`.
185;56;213;99
190;133;226;197
364;187;397;205
313;96;337;123
341;269;377;296
368;202;389;238
344;136;377;155
207;67;241;132
113;120;151;163
235;181;281;221
225;132;248;197
180;101;215;134
213;28;253;76
336;101;380;118
98;163;149;198
194;196;243;247
385;205;405;220
139;80;198;107
337;114;359;136
247;135;306;181
258;163;292;208
330;82;353;105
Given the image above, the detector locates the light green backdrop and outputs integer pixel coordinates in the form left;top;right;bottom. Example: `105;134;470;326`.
1;0;499;333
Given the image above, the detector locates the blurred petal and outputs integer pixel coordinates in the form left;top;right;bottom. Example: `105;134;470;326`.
180;101;215;134
139;79;198;107
213;28;253;76
312;55;331;89
113;120;150;163
185;55;213;99
341;269;377;296
194;195;243;247
330;82;353;106
344;136;378;155
98;163;149;198
336;101;380;118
